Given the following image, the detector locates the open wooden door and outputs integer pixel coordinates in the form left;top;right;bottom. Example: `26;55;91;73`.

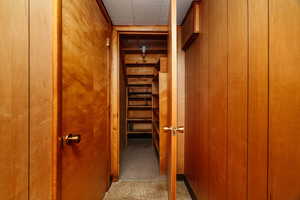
59;0;111;199
165;0;181;199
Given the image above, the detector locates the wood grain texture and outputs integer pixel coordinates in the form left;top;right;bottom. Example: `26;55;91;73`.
248;0;269;199
184;0;258;199
269;0;300;199
167;0;178;199
181;2;200;50
124;54;166;64
208;0;228;198
159;72;168;174
29;0;53;199
61;0;111;199
184;1;209;199
52;0;62;199
184;0;300;200
227;0;248;199
0;1;29;199
110;30;120;180
176;27;185;174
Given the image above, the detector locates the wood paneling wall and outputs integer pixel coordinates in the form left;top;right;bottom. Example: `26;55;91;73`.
0;0;53;199
269;0;300;199
0;1;29;199
29;0;53;199
185;0;300;199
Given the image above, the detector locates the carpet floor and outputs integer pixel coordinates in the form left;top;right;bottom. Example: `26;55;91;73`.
104;139;191;199
103;180;191;200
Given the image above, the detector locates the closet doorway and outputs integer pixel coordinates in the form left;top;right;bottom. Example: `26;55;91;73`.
118;32;169;179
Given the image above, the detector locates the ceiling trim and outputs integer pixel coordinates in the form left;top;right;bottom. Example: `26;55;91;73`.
113;25;168;33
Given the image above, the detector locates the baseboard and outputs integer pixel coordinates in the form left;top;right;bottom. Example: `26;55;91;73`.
178;174;198;200
111;175;119;182
176;174;185;181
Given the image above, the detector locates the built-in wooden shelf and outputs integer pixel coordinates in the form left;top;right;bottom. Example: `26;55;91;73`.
127;129;152;134
126;74;154;78
127;84;152;87
128;105;152;109
125;63;157;67
121;47;167;54
128;92;152;95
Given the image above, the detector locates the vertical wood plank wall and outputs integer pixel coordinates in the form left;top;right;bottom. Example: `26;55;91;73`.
29;0;53;199
0;0;54;199
248;0;269;199
269;0;300;199
0;1;29;199
184;0;300;200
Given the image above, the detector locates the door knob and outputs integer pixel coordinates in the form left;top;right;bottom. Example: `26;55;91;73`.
63;134;81;145
174;127;184;132
163;127;184;133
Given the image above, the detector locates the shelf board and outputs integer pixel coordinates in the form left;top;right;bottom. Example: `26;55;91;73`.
127;106;152;112
121;47;167;54
127;118;152;122
126;74;154;78
127;84;153;87
125;63;157;67
128;105;152;108
128;97;152;101
127;130;153;134
128;92;152;95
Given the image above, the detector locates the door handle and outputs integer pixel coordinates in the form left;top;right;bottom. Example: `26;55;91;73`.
174;127;184;132
63;134;81;145
163;127;184;134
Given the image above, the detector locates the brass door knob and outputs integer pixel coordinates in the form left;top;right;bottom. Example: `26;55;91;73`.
63;134;81;145
174;127;184;132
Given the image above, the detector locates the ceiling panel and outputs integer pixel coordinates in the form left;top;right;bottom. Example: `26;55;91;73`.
102;0;194;25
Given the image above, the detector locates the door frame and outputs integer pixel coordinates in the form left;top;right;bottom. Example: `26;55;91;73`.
110;26;168;180
52;0;62;200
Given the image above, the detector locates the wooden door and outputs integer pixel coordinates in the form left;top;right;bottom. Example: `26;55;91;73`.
165;0;178;199
60;0;111;199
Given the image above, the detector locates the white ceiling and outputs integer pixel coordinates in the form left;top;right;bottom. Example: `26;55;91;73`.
102;0;194;25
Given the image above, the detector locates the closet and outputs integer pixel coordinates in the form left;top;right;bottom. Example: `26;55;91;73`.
120;34;169;174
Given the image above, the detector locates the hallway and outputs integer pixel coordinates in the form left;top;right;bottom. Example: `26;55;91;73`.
104;139;191;200
1;0;300;199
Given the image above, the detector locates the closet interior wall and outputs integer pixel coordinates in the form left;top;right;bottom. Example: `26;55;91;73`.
119;52;127;149
184;0;300;200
